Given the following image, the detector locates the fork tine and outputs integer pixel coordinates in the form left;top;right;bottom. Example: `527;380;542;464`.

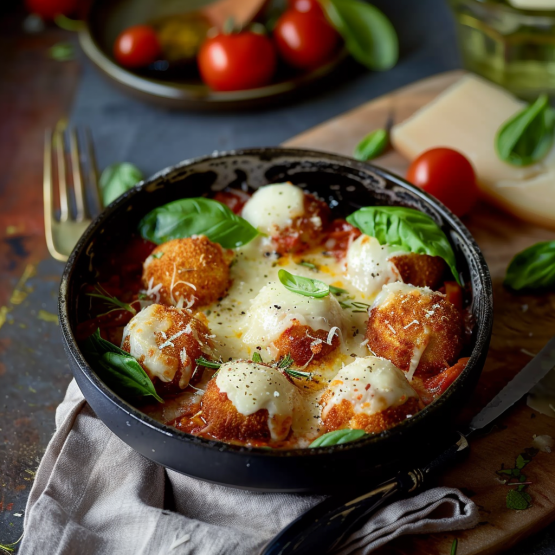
84;126;102;210
70;127;86;222
54;120;69;223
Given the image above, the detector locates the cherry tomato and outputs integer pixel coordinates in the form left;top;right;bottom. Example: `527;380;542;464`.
113;25;161;69
198;32;277;91
273;9;339;70
25;0;76;19
288;0;325;15
406;148;479;218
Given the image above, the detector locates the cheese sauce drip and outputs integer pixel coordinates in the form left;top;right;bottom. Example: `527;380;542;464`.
215;361;298;441
322;356;418;420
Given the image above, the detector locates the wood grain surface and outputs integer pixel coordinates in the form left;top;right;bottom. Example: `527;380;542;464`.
285;70;555;555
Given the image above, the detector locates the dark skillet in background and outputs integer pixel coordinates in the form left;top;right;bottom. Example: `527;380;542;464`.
58;148;493;493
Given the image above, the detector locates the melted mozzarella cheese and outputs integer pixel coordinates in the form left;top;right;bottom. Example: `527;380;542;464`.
122;304;177;382
241;183;305;235
241;282;345;350
322;356;417;419
215;361;298;441
345;235;406;297
372;281;434;309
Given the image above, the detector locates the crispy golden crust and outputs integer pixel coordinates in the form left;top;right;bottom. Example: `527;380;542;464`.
320;396;421;434
201;379;293;442
366;289;464;377
271;194;330;254
389;253;446;289
122;304;212;396
273;324;340;367
142;236;232;308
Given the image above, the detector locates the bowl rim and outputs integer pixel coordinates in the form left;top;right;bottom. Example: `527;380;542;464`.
59;147;493;459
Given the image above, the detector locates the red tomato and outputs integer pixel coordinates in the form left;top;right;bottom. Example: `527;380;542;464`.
444;281;463;310
288;0;324;15
198;32;277;91
273;9;339;70
113;25;161;69
25;0;76;19
423;358;469;400
406;148;479;218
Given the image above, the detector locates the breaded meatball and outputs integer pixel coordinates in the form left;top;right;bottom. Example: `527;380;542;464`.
389;253;446;290
200;361;299;443
320;356;421;434
273;324;340;367
121;303;213;396
365;283;464;380
241;183;330;254
241;282;345;362
142;236;232;308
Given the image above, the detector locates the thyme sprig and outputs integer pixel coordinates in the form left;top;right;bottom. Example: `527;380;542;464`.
87;284;136;316
195;357;222;369
339;299;371;313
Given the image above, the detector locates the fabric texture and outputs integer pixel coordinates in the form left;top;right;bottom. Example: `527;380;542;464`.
20;380;480;555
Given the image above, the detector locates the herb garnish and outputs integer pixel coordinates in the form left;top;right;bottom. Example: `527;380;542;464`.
347;206;461;285
81;329;163;403
285;368;313;380
49;42;75;61
252;352;263;363
278;269;330;298
139;197;258;249
310;429;369;447
329;285;349;296
86;284;137;316
299;260;319;272
0;533;23;554
196;357;221;369
450;539;458;555
277;353;294;370
497;447;538;510
151;252;164;259
353;128;388;161
504;241;555;291
495;94;555;167
339;299;370;313
99;162;143;206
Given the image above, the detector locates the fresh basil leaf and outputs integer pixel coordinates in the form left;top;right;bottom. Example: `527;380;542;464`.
310;429;369;447
49;42;75;61
495;94;555;167
505;241;555;290
346;206;461;285
278;269;330;298
506;489;532;511
81;329;163;403
323;0;398;71
100;162;143;206
353;129;388;161
139;197;258;249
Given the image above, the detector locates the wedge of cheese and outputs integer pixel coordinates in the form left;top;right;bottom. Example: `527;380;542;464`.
391;74;555;229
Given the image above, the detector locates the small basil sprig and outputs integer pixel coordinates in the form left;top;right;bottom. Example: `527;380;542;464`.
353;129;388;161
495;94;555;167
310;429;369;447
81;329;163;403
139;197;258;249
278;269;330;298
346;206;461;285
505;241;555;290
322;0;398;71
100;163;143;206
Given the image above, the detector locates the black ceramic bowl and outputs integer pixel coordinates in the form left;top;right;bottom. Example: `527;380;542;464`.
59;148;493;493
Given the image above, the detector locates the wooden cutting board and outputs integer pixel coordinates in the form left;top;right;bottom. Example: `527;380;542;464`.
284;70;555;555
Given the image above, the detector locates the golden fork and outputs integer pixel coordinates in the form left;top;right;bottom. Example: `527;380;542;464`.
44;119;101;262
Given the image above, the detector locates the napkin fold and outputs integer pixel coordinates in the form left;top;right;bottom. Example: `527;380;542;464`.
20;380;479;555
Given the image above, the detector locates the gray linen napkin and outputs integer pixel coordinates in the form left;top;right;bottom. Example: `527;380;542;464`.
20;380;479;555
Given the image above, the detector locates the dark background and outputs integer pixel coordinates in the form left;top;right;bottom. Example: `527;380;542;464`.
0;0;554;553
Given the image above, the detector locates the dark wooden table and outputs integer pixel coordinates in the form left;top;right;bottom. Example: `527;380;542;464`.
0;5;554;554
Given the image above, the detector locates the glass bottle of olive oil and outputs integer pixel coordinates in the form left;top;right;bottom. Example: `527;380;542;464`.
449;0;555;99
